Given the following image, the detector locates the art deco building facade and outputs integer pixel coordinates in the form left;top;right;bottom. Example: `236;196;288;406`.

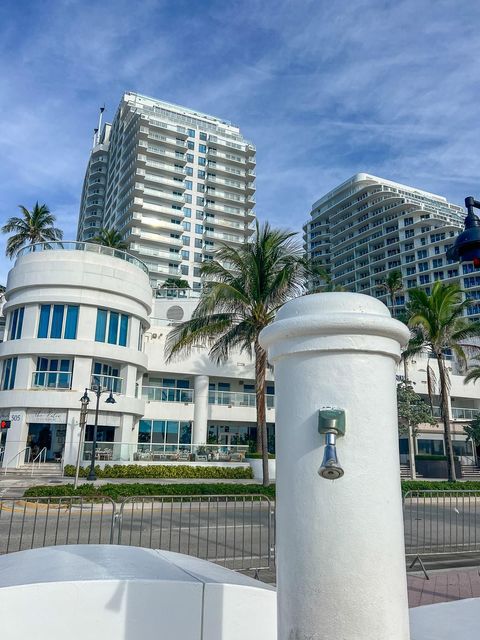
304;173;480;318
77;93;256;290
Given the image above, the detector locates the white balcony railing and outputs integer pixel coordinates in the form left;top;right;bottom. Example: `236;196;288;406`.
432;406;479;420
31;371;72;390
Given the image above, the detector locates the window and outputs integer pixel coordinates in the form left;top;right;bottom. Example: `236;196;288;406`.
184;166;193;176
187;141;194;150
405;229;414;238
194;267;201;277
183;207;191;218
199;144;207;153
181;250;190;259
184;194;192;204
196;210;203;220
37;304;78;339
182;235;190;246
1;357;17;390
137;420;192;446
188;129;195;137
8;307;24;340
186;153;194;163
184;180;193;190
34;357;72;389
417;439;444;455
195;224;203;234
432;258;443;268
182;221;191;231
418;262;429;272
93;361;121;392
194;252;202;262
196;196;204;205
404;218;414;226
198;157;206;166
181;265;189;275
95;309;129;347
419;274;430;284
197;170;205;178
199;132;207;141
194;238;203;249
417;249;428;259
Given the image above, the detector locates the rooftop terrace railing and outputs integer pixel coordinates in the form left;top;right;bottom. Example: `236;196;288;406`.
16;241;149;275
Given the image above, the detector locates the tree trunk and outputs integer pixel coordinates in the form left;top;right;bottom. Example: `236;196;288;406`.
255;339;269;487
403;359;416;479
437;354;456;482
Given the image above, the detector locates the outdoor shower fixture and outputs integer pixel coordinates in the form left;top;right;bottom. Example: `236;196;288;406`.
318;408;345;480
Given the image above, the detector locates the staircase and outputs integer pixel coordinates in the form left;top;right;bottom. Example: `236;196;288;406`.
400;463;423;480
3;462;63;479
461;465;480;480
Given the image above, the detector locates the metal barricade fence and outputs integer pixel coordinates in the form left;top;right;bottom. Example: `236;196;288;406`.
403;490;480;556
0;494;275;572
0;496;117;554
116;495;275;571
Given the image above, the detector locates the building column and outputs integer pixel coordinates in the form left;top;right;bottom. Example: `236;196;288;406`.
260;293;411;640
193;375;209;445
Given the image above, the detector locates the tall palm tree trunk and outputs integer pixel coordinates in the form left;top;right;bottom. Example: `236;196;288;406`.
437;354;457;482
403;359;417;480
254;339;270;487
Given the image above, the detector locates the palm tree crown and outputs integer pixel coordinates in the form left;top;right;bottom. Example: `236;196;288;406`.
406;281;480;480
2;203;63;258
91;228;128;250
380;269;403;314
165;222;310;485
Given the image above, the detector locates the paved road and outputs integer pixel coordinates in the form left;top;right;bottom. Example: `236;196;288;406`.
0;496;275;571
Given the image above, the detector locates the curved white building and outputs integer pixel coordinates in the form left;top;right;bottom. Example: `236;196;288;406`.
0;242;151;467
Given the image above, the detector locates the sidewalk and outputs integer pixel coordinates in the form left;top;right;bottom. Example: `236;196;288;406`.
408;567;480;607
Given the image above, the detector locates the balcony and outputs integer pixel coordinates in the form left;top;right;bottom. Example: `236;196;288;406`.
432;406;479;420
142;386;194;403
204;230;243;244
91;374;123;394
31;371;72;390
208;390;275;409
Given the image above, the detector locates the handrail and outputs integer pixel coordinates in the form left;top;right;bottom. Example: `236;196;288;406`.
3;447;31;474
30;447;47;476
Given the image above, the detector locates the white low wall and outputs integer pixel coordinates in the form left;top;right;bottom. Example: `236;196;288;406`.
248;458;276;481
0;545;276;640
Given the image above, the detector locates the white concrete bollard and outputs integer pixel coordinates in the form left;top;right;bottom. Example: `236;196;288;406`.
260;293;411;640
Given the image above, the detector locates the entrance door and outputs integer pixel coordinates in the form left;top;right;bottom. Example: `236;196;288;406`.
219;433;234;447
27;423;66;461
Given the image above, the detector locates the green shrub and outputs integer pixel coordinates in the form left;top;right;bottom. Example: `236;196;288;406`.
245;453;276;459
401;480;480;494
24;482;276;501
63;464;253;480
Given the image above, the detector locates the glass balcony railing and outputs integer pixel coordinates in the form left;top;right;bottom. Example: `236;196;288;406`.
433;406;479;420
142;386;194;403
91;375;123;394
208;391;275;409
82;442;249;463
31;371;72;390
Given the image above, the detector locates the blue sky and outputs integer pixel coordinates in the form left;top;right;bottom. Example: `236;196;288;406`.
1;0;480;282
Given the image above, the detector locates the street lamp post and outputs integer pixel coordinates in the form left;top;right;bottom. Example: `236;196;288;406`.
446;196;480;265
80;377;116;482
74;390;90;489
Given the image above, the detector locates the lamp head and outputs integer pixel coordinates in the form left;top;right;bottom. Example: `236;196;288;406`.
105;391;116;405
80;389;90;404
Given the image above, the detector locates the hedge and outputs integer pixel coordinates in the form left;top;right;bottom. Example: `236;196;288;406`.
63;464;253;480
24;483;276;501
23;480;480;502
245;453;276;459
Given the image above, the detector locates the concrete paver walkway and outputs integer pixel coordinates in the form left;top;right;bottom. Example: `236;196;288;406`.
408;568;480;607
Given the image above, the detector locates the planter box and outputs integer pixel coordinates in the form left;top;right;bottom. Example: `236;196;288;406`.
415;458;462;479
248;458;276;482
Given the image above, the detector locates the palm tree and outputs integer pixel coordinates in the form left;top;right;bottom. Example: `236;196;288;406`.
2;203;63;258
407;282;480;481
91;228;127;250
162;278;190;289
380;270;403;316
165;222;310;486
311;268;345;293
